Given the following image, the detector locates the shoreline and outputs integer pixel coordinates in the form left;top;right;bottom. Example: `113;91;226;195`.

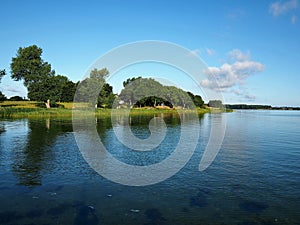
0;101;218;118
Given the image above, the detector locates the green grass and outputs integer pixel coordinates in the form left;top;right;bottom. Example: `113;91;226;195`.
0;101;226;119
0;107;72;118
0;100;39;108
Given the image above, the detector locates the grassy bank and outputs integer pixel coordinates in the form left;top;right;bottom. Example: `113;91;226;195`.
0;101;229;118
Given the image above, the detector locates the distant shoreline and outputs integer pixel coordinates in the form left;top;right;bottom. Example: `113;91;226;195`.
225;104;300;111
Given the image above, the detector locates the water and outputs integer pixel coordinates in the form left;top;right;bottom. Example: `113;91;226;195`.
0;111;299;225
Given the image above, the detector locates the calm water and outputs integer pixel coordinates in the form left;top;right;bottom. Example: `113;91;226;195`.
0;110;299;225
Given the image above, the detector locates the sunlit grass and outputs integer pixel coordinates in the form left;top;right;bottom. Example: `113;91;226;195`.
0;101;39;108
0;101;218;118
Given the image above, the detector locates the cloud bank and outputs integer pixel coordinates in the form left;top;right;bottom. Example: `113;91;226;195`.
269;0;298;24
201;49;264;100
269;0;298;16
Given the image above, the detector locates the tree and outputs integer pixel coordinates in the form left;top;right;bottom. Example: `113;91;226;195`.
0;92;6;102
0;69;6;102
10;45;68;107
75;68;112;107
208;100;223;108
11;45;53;86
98;83;115;108
60;80;77;102
123;76;142;87
119;77;165;107
187;92;204;108
0;69;5;81
9;96;24;101
118;77;195;108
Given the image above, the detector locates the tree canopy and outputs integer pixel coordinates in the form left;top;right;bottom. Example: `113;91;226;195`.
118;77;196;108
187;91;204;107
0;69;6;102
10;45;74;107
75;68;115;108
208;100;223;108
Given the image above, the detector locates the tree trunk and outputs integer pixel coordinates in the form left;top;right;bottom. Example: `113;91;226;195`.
45;99;51;108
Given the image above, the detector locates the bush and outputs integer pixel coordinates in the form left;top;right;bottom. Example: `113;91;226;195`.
0;91;7;102
9;96;25;101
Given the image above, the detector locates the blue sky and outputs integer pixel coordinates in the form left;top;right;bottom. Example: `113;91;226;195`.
0;0;299;106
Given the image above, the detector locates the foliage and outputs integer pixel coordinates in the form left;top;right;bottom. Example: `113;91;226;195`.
9;96;25;101
225;104;272;110
187;92;204;107
11;45;53;86
123;77;142;87
0;91;6;102
0;69;5;102
60;81;77;102
10;45;73;106
118;77;195;108
97;83;116;108
75;68;114;108
208;100;223;108
0;69;5;81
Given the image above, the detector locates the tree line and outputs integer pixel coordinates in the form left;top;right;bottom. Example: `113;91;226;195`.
1;45;205;108
119;77;204;108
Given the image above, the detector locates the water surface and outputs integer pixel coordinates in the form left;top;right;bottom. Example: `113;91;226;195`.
0;110;299;224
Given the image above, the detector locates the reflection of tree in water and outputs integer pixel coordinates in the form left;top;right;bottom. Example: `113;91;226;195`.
12;118;72;186
0;122;5;135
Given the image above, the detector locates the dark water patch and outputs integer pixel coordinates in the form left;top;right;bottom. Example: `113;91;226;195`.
239;200;269;213
190;190;208;208
144;208;166;224
238;217;278;225
181;207;189;213
44;185;64;192
71;200;86;208
0;210;23;223
261;221;277;225
74;205;99;225
237;222;259;225
26;208;44;218
230;184;244;195
0;186;10;191
46;203;70;216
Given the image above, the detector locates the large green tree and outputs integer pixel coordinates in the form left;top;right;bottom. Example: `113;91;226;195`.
208;100;223;108
76;68;115;107
10;45;70;107
187;91;204;107
60;80;77;102
118;77;195;108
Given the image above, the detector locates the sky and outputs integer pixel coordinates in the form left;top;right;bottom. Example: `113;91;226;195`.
0;0;299;106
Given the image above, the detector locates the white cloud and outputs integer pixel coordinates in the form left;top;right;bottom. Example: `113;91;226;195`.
245;94;256;101
228;49;250;62
188;49;200;56
206;48;215;56
201;50;264;93
231;89;256;101
231;89;243;96
269;0;298;16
